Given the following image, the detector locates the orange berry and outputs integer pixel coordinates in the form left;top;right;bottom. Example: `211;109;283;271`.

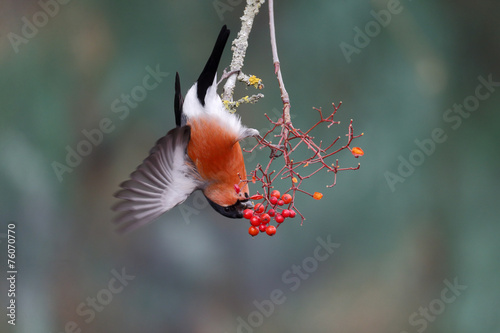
249;226;259;237
282;194;292;204
292;177;298;183
254;203;265;213
351;147;364;158
261;213;271;224
313;192;323;200
250;194;263;200
270;190;281;199
266;225;277;236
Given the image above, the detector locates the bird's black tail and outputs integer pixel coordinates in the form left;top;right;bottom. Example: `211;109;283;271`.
196;25;230;106
174;72;184;127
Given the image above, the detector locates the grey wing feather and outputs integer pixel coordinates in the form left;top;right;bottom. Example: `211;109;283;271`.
113;126;200;233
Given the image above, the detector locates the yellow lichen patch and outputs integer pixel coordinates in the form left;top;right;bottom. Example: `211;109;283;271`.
248;75;260;85
248;75;263;89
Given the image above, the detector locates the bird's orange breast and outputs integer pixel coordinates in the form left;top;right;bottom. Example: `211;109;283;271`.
187;116;248;205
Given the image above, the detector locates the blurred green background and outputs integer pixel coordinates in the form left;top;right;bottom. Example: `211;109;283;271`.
1;0;499;332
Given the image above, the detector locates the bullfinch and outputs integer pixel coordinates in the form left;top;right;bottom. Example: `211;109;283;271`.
113;25;259;232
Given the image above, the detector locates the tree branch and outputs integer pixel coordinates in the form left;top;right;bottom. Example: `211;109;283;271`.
222;0;266;108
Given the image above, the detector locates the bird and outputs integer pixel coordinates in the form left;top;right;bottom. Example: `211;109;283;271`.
112;25;259;233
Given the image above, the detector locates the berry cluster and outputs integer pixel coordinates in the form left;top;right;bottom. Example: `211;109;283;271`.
244;190;296;237
244;102;364;226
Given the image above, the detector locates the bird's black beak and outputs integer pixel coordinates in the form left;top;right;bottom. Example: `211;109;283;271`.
205;196;252;219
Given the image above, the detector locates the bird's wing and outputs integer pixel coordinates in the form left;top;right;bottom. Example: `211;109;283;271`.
113;126;200;233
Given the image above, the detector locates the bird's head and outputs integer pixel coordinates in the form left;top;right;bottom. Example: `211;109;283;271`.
203;182;252;218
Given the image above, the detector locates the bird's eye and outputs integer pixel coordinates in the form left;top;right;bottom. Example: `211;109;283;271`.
224;206;230;212
244;192;249;198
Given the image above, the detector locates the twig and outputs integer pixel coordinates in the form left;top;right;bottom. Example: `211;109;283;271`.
222;93;265;110
248;102;363;224
268;0;291;123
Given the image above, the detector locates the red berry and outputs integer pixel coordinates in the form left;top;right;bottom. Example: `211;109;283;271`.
266;225;277;236
261;213;271;224
270;190;281;199
243;209;254;219
254;203;265;213
282;209;290;218
268;209;276;217
250;216;261;226
277;199;285;206
259;224;267;232
269;196;278;205
282;193;292;204
275;214;285;223
249;226;259;237
289;210;296;218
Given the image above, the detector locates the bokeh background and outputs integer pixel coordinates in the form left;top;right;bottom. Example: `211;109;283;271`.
1;0;499;332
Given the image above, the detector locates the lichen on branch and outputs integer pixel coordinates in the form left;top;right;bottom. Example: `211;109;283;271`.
222;0;266;113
